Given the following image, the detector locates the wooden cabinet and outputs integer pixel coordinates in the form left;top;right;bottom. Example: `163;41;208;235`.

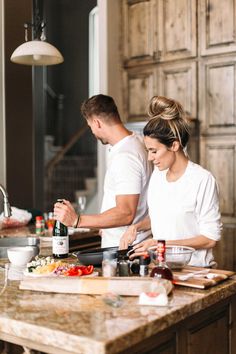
199;0;236;56
123;0;157;65
121;296;235;354
123;66;157;122
121;0;236;270
199;55;236;136
158;61;197;117
157;0;196;61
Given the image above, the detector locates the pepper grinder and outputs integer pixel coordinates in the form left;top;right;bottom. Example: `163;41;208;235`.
118;254;130;277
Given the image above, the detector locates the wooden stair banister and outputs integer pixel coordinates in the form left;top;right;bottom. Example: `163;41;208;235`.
46;124;88;177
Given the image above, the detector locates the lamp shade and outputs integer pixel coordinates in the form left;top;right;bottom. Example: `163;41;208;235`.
10;40;64;66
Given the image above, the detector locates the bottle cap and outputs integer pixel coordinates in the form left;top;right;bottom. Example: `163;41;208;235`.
36;215;43;220
118;253;129;261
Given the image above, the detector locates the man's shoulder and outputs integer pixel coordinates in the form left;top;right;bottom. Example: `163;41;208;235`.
118;133;146;153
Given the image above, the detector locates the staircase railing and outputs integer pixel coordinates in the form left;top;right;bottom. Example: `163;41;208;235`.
46;124;88;177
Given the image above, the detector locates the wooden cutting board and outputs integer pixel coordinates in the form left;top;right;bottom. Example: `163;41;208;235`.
172;266;235;289
19;267;235;294
19;276;173;296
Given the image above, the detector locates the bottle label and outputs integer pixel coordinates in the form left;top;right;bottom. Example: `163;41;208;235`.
157;240;166;263
52;236;69;255
35;221;45;236
139;264;148;277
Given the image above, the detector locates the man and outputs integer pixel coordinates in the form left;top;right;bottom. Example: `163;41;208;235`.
53;94;152;248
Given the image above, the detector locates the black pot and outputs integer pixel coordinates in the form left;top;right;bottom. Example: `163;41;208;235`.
75;246;134;266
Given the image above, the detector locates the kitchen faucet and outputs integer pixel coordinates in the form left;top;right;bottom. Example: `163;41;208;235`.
0;184;11;217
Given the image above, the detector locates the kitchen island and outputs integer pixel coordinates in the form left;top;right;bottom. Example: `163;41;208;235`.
0;262;235;354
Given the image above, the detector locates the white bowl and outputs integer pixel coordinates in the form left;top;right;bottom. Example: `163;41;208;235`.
7;246;34;267
148;245;195;270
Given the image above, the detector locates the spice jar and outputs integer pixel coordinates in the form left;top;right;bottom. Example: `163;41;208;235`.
118;254;130;277
35;216;45;236
102;251;117;277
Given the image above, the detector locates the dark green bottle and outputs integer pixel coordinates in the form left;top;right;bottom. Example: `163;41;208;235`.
52;200;69;259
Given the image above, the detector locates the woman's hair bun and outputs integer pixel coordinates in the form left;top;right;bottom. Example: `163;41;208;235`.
148;96;184;121
144;95;190;149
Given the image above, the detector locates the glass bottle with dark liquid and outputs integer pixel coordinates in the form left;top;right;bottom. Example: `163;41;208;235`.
52;199;69;259
150;240;173;281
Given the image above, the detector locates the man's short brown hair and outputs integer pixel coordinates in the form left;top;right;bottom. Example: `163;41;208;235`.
81;94;121;122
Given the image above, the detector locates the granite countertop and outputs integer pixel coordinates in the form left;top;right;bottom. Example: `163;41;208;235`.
0;263;236;354
0;228;236;353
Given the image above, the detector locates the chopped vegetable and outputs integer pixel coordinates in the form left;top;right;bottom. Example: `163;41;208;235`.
26;256;94;277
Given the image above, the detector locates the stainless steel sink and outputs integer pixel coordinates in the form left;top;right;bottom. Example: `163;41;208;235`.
0;237;40;258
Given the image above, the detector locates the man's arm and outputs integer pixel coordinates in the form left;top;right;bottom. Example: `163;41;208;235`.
54;194;140;229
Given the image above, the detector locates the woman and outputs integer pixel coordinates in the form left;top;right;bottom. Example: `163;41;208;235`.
119;96;222;267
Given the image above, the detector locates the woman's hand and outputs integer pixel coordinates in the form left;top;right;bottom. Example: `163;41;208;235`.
119;225;138;250
53;199;78;227
130;238;157;258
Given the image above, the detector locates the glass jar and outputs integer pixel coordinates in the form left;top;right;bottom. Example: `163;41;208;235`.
102;251;117;277
118;255;130;277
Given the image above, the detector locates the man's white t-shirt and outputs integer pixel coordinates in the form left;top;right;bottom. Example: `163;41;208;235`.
101;133;152;248
148;161;222;267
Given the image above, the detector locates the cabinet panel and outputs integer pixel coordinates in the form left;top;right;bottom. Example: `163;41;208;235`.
214;226;236;270
121;329;177;354
199;0;236;55
187;306;229;354
158;0;196;61
158;61;197;117
124;67;156;121
123;0;157;63
200;137;236;218
199;56;236;135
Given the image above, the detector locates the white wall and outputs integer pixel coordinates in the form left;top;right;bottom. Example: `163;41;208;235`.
97;0;122;208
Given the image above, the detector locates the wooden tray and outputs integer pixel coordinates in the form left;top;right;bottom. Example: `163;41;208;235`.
172;266;235;289
19;266;235;294
19;276;173;295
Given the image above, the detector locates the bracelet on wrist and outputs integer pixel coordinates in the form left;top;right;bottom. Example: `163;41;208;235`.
73;214;81;228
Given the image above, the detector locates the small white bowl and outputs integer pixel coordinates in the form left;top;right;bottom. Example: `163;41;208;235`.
7;246;34;267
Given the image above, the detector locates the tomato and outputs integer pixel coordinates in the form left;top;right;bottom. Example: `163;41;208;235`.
64;265;94;276
65;267;83;276
82;265;94;275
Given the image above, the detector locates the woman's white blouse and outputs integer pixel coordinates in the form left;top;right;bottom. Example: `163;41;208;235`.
147;161;222;267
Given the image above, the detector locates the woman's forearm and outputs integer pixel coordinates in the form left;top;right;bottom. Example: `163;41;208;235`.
166;235;216;249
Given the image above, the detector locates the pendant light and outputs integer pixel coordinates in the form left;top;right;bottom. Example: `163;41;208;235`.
10;0;64;66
